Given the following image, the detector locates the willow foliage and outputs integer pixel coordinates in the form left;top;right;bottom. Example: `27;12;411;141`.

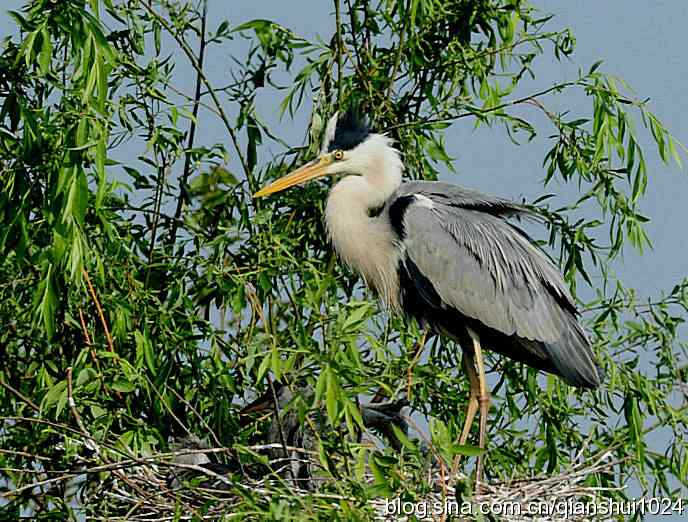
1;0;686;519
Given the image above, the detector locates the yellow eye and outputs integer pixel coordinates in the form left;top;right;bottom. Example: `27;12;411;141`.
333;150;344;161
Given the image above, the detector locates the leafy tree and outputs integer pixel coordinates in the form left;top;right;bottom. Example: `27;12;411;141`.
1;0;686;519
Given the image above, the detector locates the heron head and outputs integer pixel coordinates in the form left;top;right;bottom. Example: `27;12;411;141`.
253;109;376;198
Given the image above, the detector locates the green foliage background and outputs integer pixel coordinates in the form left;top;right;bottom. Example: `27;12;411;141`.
0;0;686;518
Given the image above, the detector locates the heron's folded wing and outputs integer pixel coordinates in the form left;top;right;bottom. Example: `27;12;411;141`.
399;180;532;217
399;198;601;388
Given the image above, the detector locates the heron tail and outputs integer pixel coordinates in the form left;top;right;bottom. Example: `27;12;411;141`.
543;320;603;389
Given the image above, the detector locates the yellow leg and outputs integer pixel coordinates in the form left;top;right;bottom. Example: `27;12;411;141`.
468;328;491;493
451;351;480;476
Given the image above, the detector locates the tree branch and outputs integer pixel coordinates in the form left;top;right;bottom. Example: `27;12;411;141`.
138;0;251;182
169;0;208;247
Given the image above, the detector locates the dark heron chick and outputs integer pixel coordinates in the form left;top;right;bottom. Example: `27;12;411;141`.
167;435;239;490
254;108;603;490
239;382;410;489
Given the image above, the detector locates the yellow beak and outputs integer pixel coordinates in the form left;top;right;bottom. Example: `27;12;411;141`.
253;155;333;198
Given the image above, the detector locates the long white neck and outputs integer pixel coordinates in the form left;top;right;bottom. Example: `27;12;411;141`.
324;135;403;309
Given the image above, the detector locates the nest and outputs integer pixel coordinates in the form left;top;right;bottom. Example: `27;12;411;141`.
71;443;620;521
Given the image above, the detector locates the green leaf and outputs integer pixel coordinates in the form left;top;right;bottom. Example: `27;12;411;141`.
589;60;603;74
112;378;136;393
65;167;89;226
34;264;57;338
135;330;156;374
256;351;272;383
41;380;67;412
453;444;484;457
76;368;97;387
326;371;339;424
340;302;371;332
38;27;52;75
231;19;273;34
391;424;416;452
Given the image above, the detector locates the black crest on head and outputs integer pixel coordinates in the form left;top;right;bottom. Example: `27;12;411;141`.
328;107;371;152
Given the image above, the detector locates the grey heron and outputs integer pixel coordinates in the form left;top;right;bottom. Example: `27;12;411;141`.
253;109;603;487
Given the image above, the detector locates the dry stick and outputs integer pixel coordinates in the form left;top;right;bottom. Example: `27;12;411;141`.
66;368;155;504
66;367;91;443
78;307;100;370
1;415;196;514
82;268;114;354
3;472;75;498
2;416;113;456
124;466;204;521
5;465;177;512
78;308;92;345
244;284;292;478
123;498;148;521
0;449;51;462
267;374;291;479
0;378;40;412
164;384;221;448
438;458;449;522
5;448;233;481
0;415;225;482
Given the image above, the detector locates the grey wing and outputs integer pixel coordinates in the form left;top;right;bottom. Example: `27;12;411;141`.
399;180;532;217
397;187;601;388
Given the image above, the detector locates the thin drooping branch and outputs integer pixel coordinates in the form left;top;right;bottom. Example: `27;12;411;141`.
267;375;291;475
138;0;251;181
345;0;361;71
384;80;579;132
165;383;222;448
0;378;40;412
168;0;208;247
334;0;344;102
82;268;114;354
66;367;94;449
386;0;409;99
146;157;169;272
